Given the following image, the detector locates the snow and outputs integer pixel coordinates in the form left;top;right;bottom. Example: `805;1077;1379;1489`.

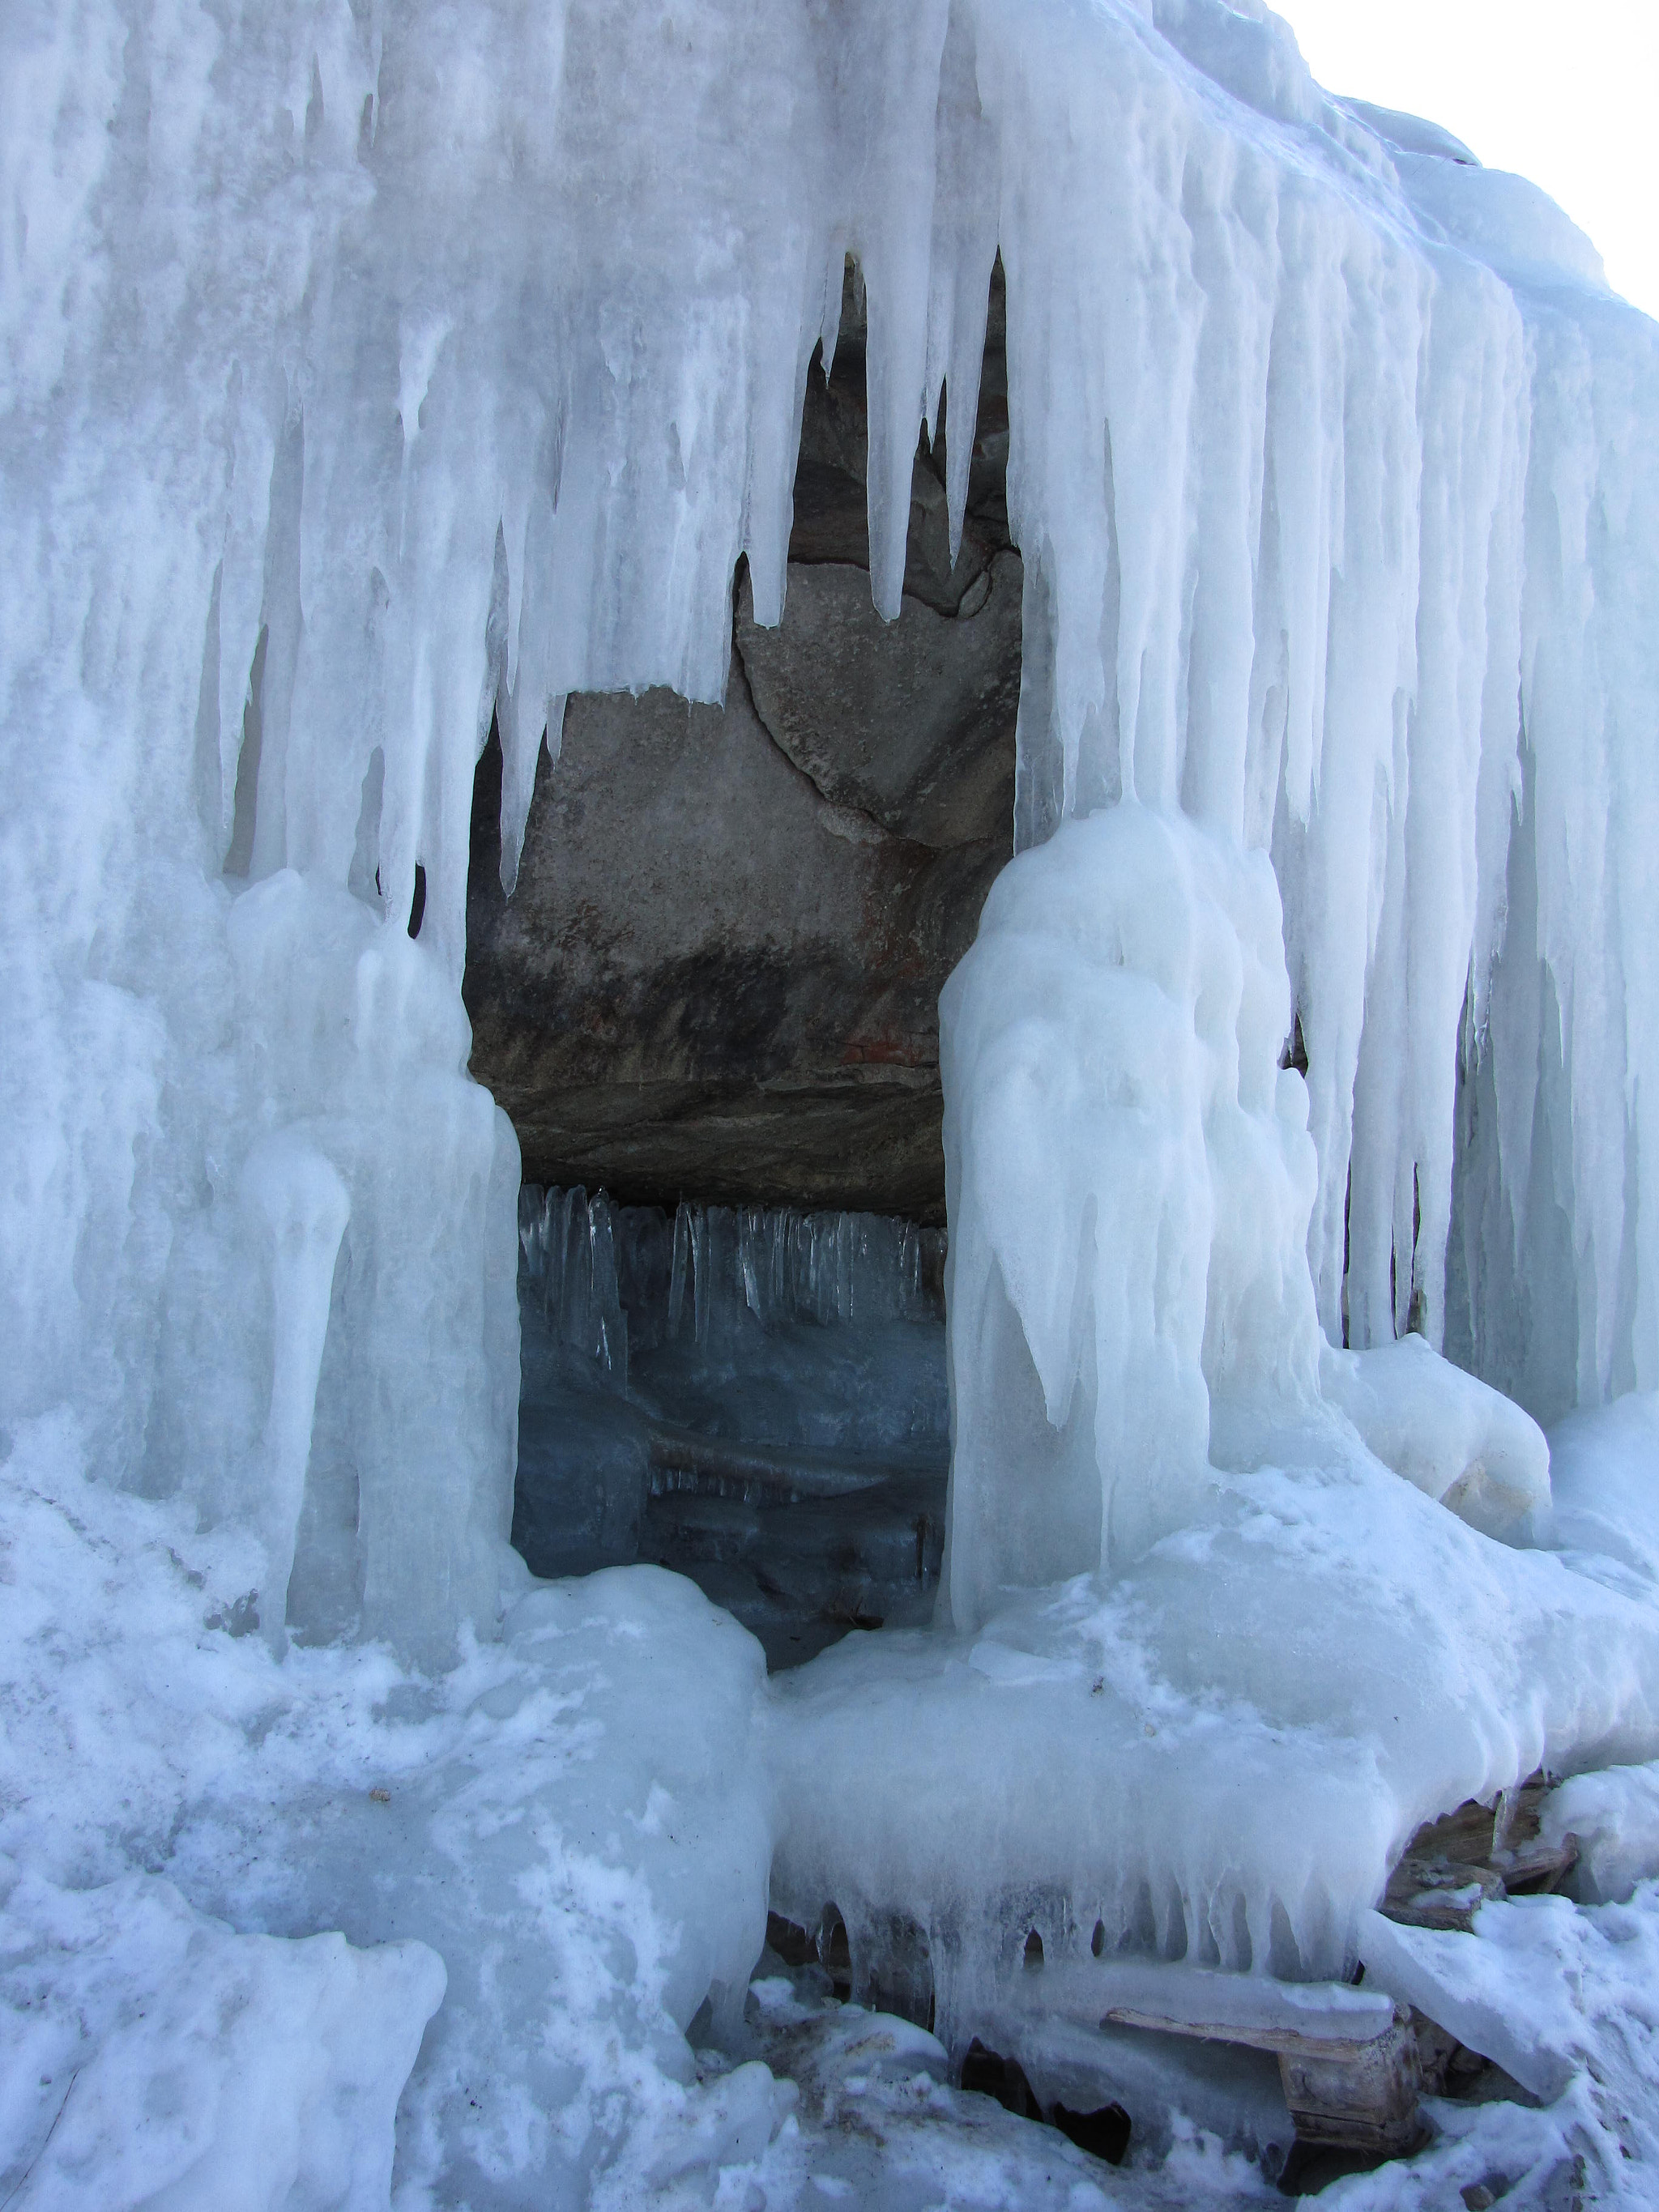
6;0;1659;2203
0;1869;443;2212
1539;1760;1659;1907
0;1415;777;2208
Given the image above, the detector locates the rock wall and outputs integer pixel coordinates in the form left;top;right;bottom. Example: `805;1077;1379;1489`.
463;271;1017;1222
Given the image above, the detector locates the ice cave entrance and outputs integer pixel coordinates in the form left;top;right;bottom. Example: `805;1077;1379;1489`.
510;1188;951;1669
458;258;1013;1664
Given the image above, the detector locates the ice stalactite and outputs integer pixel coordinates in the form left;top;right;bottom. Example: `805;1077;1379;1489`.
518;1185;943;1377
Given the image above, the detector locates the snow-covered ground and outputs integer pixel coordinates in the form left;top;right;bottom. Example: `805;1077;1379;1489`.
8;1392;1659;2207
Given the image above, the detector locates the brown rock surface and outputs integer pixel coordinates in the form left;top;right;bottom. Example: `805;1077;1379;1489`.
463;267;1018;1222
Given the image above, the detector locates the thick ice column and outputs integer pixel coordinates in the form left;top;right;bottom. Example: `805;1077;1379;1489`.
939;804;1321;1630
240;1133;350;1648
214;872;519;1659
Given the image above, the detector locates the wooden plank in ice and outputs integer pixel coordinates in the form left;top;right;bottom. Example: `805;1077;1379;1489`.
1017;1957;1397;2057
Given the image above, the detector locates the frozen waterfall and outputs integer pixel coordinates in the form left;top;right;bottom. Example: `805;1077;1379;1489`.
6;5;1657;1656
8;0;1659;2204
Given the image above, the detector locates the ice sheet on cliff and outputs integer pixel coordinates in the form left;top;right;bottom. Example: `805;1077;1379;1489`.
6;0;1659;2203
6;0;1657;1629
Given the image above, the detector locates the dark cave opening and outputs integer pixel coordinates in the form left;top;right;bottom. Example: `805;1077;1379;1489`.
461;260;1017;1664
507;1182;949;1669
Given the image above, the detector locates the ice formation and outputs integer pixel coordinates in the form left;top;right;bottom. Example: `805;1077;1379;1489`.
519;1186;942;1384
8;0;1659;1646
7;0;1659;2200
939;803;1324;1622
514;1187;949;1658
938;801;1558;1623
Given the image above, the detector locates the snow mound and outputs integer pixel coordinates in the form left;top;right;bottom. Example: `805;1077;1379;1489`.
0;1417;778;2210
0;1869;442;2212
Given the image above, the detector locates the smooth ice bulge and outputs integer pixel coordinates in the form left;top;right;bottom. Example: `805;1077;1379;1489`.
940;803;1324;1629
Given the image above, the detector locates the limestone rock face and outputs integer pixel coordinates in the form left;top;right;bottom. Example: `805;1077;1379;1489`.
463;274;1017;1221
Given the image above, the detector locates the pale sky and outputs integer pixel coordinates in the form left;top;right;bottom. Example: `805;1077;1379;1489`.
1269;0;1659;321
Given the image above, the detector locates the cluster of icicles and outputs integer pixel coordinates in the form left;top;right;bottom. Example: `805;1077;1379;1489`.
519;1186;945;1387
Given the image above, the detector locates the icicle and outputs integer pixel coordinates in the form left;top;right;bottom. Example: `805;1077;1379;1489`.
740;1207;764;1322
669;1204;691;1341
240;1134;351;1652
692;1208;711;1350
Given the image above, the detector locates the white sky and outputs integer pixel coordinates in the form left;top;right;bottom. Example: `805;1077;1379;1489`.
1269;0;1659;320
